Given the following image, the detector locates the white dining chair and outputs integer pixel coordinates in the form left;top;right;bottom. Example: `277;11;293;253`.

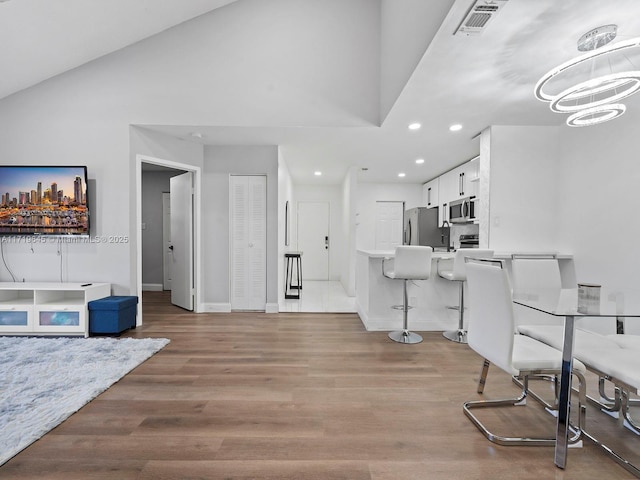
437;248;493;343
511;253;633;411
511;253;564;327
382;245;433;344
463;257;587;446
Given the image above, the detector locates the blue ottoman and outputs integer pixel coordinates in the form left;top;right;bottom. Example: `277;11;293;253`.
88;296;138;335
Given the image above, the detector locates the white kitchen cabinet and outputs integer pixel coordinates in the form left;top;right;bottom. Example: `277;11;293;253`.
440;157;480;202
0;283;111;337
451;163;470;200
431;157;480;226
439;168;458;204
423;178;439;209
463;156;480;198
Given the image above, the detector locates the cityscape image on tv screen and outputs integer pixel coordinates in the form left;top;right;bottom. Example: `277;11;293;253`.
0;166;89;236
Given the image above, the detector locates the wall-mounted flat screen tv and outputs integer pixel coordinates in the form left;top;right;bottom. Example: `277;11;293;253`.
0;166;89;236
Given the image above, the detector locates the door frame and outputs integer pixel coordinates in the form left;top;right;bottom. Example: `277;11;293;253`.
135;154;202;324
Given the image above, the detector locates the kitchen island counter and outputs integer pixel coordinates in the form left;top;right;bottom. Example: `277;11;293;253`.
356;249;458;332
355;249;575;332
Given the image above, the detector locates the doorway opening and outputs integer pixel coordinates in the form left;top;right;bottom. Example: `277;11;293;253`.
279;200;355;313
135;155;202;324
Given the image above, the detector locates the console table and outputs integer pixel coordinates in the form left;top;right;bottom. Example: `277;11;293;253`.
0;282;111;337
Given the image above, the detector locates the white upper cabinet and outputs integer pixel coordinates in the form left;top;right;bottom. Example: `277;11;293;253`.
426;156;480;226
439;167;459;203
423;177;439;209
462;156;479;198
443;157;479;202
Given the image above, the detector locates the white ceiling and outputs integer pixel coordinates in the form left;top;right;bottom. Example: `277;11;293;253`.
0;0;239;98
3;0;640;185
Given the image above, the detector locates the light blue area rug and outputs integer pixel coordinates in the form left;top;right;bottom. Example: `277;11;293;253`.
0;336;170;465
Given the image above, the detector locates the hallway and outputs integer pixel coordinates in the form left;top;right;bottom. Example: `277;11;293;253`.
279;280;356;313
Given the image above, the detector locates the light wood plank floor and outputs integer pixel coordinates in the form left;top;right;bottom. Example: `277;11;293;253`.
0;291;638;479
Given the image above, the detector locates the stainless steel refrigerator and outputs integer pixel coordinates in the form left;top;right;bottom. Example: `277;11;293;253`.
404;207;442;247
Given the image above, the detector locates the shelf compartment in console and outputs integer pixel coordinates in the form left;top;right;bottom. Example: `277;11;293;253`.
0;290;35;305
35;290;86;306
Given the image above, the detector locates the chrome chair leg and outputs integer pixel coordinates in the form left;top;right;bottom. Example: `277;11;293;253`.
621;388;640;434
443;280;467;344
388;279;423;344
464;365;586;447
477;359;490;394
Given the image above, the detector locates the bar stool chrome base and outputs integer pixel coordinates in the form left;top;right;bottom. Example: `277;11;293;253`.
389;329;423;344
442;328;467;344
382;247;433;346
437;249;494;346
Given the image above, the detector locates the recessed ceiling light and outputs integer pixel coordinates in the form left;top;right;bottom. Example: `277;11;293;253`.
408;123;421;130
398;172;406;178
449;124;463;132
415;158;425;164
314;171;322;176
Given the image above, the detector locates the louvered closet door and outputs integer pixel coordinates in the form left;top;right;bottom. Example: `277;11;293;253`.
230;175;266;311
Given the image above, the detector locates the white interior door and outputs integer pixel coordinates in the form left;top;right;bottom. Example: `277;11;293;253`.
375;201;404;251
231;175;267;311
162;192;172;291
297;202;329;280
169;172;194;310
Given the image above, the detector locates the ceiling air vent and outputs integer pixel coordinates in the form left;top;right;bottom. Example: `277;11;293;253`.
454;0;508;36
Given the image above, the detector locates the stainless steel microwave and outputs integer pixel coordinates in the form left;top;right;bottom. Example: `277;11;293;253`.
449;197;476;223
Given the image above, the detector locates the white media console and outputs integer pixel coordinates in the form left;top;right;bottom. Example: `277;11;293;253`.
0;282;111;337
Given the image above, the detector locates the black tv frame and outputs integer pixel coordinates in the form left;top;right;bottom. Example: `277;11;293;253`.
0;165;90;237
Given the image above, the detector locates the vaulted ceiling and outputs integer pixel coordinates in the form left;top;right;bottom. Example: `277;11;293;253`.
3;0;640;184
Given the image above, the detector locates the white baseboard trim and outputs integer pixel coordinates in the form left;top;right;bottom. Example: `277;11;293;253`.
202;303;232;313
142;283;163;291
265;303;279;313
356;305;371;330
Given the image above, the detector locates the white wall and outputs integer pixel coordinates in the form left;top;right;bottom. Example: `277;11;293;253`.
356;183;423;251
556;110;640;291
202;145;279;310
0;0;380;295
278;150;294;306
341;167;358;296
486;119;640;289
557;114;640;334
485;116;640;334
486;125;562;252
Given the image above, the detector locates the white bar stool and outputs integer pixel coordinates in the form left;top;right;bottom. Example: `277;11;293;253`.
437;248;494;343
382;245;433;344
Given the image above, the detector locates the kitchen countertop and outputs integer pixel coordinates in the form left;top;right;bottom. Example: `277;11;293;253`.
356;249;573;260
356;249;454;259
492;251;573;259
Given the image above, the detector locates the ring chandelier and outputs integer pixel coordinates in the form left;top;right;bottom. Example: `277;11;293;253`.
534;25;640;127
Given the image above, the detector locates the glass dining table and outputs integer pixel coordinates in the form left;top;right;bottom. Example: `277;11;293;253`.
513;287;640;473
